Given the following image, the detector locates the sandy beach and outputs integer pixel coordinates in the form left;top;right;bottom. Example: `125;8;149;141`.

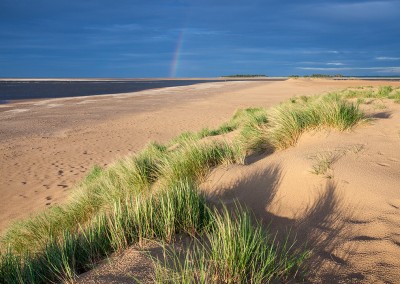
0;78;354;231
1;78;400;282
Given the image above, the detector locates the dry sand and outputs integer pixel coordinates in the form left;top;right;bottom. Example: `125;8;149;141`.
202;100;400;283
1;78;400;283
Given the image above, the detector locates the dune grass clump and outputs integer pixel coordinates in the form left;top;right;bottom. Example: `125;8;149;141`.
343;85;400;101
4;85;390;282
1;138;238;256
171;108;268;145
0;183;307;284
197;108;268;140
388;89;400;103
238;86;399;153
314;95;365;129
343;88;374;99
372;86;400;103
2;142;167;255
264;103;309;149
0;180;211;283
230;107;267;127
239;124;269;153
171;131;199;145
254;95;365;150
309;152;336;178
237;109;270;153
377;86;393;97
153;206;308;283
121;141;167;188
198;123;236;138
159;138;243;186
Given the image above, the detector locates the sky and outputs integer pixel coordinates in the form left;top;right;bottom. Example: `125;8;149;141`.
0;0;400;78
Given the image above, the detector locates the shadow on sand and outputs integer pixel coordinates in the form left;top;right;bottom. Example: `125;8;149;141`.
78;162;362;283
206;163;362;283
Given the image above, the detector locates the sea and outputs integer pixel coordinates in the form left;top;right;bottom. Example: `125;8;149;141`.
0;78;285;104
1;77;398;104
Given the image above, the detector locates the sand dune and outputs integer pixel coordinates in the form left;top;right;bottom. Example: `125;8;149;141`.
78;98;400;283
2;79;400;282
201;100;400;282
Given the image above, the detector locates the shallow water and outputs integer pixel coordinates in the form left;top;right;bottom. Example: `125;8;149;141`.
0;80;220;102
0;79;287;103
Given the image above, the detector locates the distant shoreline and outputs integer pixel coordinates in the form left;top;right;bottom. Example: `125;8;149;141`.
1;77;399;102
0;77;287;81
1;76;399;81
0;78;287;102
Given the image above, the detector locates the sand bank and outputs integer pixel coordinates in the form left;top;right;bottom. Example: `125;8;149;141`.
2;78;400;282
76;81;400;283
1;78;399;232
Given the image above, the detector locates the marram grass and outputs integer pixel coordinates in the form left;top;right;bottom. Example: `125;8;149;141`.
170;107;267;145
1;142;168;255
237;108;270;153
159;138;243;186
153;206;308;284
1;86;396;283
241;94;366;150
0;180;211;284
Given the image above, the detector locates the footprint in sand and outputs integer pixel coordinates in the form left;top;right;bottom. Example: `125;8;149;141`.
388;200;400;210
319;251;347;265
376;162;390;167
346;218;370;225
352;235;381;241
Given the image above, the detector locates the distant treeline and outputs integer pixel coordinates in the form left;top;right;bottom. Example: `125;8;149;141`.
222;74;268;78
289;74;344;78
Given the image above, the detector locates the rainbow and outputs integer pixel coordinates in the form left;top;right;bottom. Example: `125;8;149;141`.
169;29;185;78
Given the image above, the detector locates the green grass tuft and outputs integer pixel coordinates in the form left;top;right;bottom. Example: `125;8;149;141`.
153;205;308;283
377;86;393;97
309;152;336;177
195;108;268;141
264;95;365;149
0;180;212;283
388;90;400;101
4;85;393;282
171;131;199;145
159;138;242;186
82;165;103;183
1;142;167;255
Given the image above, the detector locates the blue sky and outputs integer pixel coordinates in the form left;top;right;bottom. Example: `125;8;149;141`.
1;0;399;77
